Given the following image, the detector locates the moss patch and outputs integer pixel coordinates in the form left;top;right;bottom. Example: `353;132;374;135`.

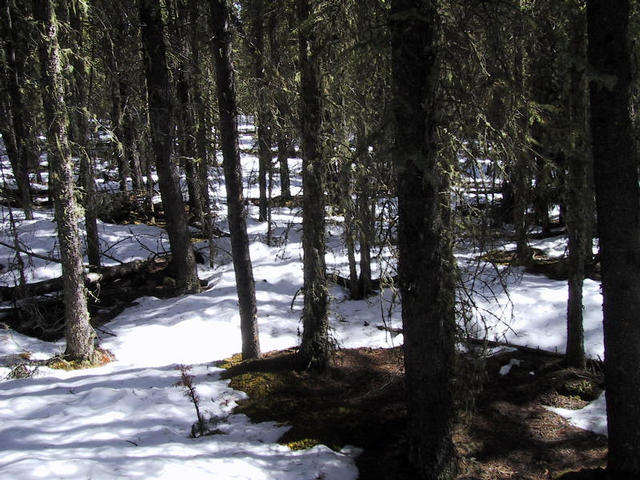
217;346;607;480
218;347;414;478
214;353;244;370
48;348;114;371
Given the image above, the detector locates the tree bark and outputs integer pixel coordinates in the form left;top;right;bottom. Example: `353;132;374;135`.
35;0;97;362
210;0;261;360
391;1;457;479
246;0;272;222
296;0;330;370
588;0;640;477
139;0;200;295
564;4;589;370
0;0;34;220
67;1;101;268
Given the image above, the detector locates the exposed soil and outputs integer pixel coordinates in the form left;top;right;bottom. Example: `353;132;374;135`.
219;346;607;480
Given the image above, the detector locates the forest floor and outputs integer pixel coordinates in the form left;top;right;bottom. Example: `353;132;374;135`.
220;346;607;480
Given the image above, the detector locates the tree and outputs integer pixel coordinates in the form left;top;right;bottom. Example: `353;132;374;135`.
0;0;35;220
391;0;457;478
64;0;101;268
296;0;331;370
563;0;590;370
34;0;97;362
210;0;261;360
139;0;200;295
244;0;273;222
588;0;640;476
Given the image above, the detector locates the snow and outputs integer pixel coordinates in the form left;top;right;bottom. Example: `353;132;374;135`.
545;392;608;437
0;145;609;479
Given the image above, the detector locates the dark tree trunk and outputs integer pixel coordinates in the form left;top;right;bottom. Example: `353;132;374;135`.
188;0;216;267
35;0;96;362
340;161;359;297
1;0;34;220
296;0;330;370
170;0;205;225
139;0;200;295
67;1;101;268
246;0;271;222
122;83;145;192
108;3;145;193
267;10;292;202
356;122;373;298
276;132;291;201
210;0;261;360
110;75;130;192
564;5;589;370
391;0;457;479
588;0;640;477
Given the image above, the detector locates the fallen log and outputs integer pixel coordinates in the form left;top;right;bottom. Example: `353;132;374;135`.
0;258;153;301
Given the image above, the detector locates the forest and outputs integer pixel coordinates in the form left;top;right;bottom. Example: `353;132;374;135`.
0;0;637;479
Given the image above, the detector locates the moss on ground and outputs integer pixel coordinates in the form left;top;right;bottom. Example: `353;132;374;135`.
48;348;114;371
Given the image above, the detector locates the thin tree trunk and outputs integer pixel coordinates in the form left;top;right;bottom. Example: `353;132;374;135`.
139;0;200;295
1;0;34;220
35;0;96;363
356;123;373;298
391;0;457;478
246;0;271;222
210;0;261;360
296;0;330;370
564;5;588;370
67;1;100;268
276;132;291;201
588;0;640;476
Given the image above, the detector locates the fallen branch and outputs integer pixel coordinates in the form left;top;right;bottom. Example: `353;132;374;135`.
0;257;158;301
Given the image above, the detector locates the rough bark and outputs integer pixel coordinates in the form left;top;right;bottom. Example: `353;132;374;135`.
35;0;96;362
276;132;291;200
188;0;216;267
296;0;330;370
564;5;589;370
67;1;101;268
170;0;205;225
588;0;640;477
139;0;200;295
246;0;271;222
391;0;457;479
0;0;34;220
210;0;261;360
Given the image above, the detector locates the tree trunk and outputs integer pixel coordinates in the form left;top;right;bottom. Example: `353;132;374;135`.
588;0;640;477
246;0;271;222
139;0;200;295
210;0;261;360
67;1;101;268
564;5;589;370
110;75;130;192
391;0;457;479
35;0;96;363
276;132;291;201
1;0;34;220
296;0;330;370
356;122;373;298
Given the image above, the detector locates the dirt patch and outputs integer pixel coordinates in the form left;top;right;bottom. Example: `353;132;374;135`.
218;347;607;480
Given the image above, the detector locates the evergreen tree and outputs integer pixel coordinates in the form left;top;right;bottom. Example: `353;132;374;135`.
296;0;331;370
391;0;457;478
34;0;97;363
139;0;200;295
0;0;35;220
210;0;261;360
588;0;640;476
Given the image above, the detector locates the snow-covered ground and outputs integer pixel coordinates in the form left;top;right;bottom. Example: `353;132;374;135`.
0;144;607;479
